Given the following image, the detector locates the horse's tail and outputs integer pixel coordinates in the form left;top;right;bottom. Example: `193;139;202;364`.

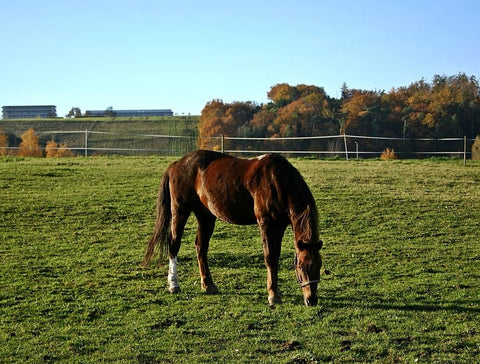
142;169;172;267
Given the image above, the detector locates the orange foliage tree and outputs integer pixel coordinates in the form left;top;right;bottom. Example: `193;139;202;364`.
198;99;229;149
198;100;258;150
0;127;8;156
18;128;43;157
46;140;75;158
254;84;337;140
340;90;388;136
267;83;300;106
198;74;480;153
472;135;480;160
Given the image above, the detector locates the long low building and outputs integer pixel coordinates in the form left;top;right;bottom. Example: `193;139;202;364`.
85;109;174;117
2;105;57;119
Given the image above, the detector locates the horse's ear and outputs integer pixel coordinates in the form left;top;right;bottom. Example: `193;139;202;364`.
297;240;323;251
297;241;307;251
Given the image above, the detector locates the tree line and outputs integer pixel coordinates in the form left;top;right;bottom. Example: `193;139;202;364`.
198;73;480;151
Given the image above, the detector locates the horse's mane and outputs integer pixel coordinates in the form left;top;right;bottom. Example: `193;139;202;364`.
292;205;318;242
268;155;319;243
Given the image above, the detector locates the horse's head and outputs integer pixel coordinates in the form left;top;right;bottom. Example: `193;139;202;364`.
294;240;323;306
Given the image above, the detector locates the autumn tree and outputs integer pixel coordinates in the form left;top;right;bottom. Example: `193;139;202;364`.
198;99;228;149
198;100;258;150
401;78;433;138
262;84;340;149
267;83;300;106
198;74;480;154
472;135;480;160
46;140;74;158
200;84;342;151
247;107;276;137
340;89;388;136
399;74;480;139
428;74;480;138
18;128;43;157
0;127;8;156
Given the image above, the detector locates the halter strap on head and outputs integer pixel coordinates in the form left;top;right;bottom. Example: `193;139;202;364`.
294;253;320;288
299;279;320;288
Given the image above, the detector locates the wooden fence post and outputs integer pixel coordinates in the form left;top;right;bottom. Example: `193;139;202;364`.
84;129;88;157
343;134;349;162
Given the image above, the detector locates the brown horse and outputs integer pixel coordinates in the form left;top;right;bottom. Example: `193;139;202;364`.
142;150;323;306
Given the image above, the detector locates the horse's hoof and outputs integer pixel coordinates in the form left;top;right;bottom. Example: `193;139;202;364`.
204;284;219;295
268;295;281;306
169;286;180;294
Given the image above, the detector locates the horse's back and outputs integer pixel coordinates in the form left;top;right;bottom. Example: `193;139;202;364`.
191;150;258;224
168;150;305;225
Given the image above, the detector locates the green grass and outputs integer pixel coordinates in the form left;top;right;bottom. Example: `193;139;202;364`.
1;116;199;156
1;156;479;363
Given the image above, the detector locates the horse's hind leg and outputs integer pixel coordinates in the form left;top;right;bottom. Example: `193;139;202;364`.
168;207;190;293
194;210;218;294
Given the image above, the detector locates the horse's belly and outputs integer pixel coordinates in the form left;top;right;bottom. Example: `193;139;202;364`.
200;188;256;225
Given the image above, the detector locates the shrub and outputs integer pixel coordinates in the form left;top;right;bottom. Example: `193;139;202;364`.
46;140;75;158
472;135;480;160
56;143;74;157
380;147;397;160
18;128;43;157
0;127;8;156
45;140;58;158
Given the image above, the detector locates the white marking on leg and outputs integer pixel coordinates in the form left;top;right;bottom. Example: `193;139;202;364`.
168;257;180;292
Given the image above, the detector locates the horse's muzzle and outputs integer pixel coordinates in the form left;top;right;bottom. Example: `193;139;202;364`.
301;283;319;306
304;295;318;306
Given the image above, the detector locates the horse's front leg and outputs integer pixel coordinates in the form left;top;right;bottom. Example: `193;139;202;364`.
259;220;286;305
264;245;281;305
195;210;218;294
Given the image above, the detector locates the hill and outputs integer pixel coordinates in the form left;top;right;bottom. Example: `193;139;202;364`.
0;116;199;155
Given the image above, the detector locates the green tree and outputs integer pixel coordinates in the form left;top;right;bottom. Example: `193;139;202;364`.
66;107;82;118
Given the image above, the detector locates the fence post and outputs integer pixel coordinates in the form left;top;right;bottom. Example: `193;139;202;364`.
343;134;349;162
221;134;225;154
85;129;88;157
464;135;467;166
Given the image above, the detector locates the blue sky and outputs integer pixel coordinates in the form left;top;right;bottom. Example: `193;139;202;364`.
1;0;479;117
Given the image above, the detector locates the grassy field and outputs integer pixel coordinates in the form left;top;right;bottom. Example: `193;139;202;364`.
0;116;199;156
1;156;479;363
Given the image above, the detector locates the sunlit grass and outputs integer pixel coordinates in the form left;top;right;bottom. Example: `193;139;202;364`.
1;156;479;362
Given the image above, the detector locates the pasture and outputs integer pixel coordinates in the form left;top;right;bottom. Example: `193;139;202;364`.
1;156;479;363
0;116;199;156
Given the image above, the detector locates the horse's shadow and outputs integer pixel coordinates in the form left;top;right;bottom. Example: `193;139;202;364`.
149;252;480;314
176;251;295;270
207;252;269;269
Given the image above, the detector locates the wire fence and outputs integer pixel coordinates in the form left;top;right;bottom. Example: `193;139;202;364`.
2;128;476;161
215;134;474;161
5;129;198;157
